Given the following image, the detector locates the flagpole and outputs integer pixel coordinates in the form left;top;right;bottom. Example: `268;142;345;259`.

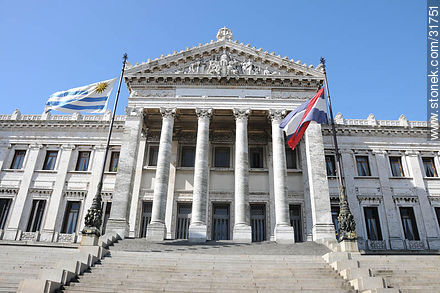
82;53;128;242
320;57;357;242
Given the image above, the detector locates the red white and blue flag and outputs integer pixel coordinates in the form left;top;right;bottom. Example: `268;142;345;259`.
279;87;328;150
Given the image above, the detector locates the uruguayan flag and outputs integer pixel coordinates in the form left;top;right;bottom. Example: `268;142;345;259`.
45;78;117;113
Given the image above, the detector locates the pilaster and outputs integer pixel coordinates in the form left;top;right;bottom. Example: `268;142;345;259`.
373;150;404;250
3;144;41;240
304;122;336;241
40;144;75;242
405;150;440;249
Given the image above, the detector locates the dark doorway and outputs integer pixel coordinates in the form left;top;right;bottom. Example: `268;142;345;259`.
176;203;191;239
251;204;266;242
212;204;230;240
289;205;303;242
140;202;152;238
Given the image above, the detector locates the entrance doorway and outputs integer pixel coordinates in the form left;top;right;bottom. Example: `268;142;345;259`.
140;202;152;238
212;204;230;240
289;205;303;242
250;204;266;242
176;203;191;239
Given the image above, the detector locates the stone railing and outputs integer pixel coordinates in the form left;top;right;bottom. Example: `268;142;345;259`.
335;113;427;128
0;109;125;122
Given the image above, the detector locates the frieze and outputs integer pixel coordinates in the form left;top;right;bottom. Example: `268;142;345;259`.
392;195;418;203
248;132;268;144
357;194;382;203
130;89;175;98
176;131;197;143
406;240;425;250
58;233;76;243
367;240;387;250
0;188;18;195
210;131;234;143
64;190;87;198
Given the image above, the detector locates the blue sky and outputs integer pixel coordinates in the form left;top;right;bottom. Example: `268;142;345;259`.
0;1;424;120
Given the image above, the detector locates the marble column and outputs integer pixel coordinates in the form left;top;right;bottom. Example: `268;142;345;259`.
107;107;144;238
405;150;440;249
3;144;41;240
373;150;404;249
40;144;75;242
233;108;252;243
147;107;176;241
189;108;212;242
304;122;336;241
269;110;294;243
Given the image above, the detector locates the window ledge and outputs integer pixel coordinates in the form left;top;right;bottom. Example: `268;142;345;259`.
389;177;413;180
68;171;92;174
104;171;117;175
35;170;57;173
424;177;440;180
354;176;379;179
327;176;337;179
176;167;195;171
210;167;234;171
143;166;157;170
287;169;302;173
2;168;24;172
249;168;268;172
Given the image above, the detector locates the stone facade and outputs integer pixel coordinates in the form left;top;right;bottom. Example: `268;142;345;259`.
0;28;439;250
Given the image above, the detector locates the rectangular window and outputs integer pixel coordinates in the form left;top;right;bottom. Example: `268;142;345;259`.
181;146;195;167
0;199;12;230
389;156;404;177
26;200;46;232
435;207;440;229
148;146;159;166
286;148;297;169
214;147;230;168
109;152;119;172
249;147;264;168
364;207;383;240
356;156;371;176
325;155;336;176
101;202;112;235
43;151;58;170
399;207;420;240
331;206;340;240
423;157;438;177
10;150;26;169
75;151;90;171
61;201;81;234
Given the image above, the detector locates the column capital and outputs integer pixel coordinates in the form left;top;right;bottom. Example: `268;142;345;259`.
268;109;286;122
233;108;250;121
125;106;144;117
160;107;176;119
195;108;212;119
405;150;420;157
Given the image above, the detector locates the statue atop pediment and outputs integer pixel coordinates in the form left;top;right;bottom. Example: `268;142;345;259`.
216;27;233;41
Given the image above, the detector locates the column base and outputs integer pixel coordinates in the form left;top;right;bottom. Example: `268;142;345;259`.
390;238;405;250
339;239;359;252
80;233;99;246
233;224;252;243
106;218;129;238
146;222;166;242
312;223;336;241
3;228;19;240
275;225;294;244
188;223;207;243
39;230;56;242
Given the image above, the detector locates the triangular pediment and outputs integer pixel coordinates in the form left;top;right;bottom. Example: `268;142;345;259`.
125;28;324;79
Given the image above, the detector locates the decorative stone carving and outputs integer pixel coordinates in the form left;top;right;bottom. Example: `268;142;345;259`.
63;190;87;198
233;108;250;120
211;132;234;143
21;232;39;241
367;113;377;126
406;240;425;250
147;131;161;142
195;108;213;119
125;107;144;117
216;27;233;41
335;113;344;124
268;109;286;122
248;132;268;144
160;107;176;118
58;233;76;243
367;240;387;250
170;51;281;77
176;131;197;143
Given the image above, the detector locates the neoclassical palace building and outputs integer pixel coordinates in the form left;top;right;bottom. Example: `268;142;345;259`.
1;28;439;251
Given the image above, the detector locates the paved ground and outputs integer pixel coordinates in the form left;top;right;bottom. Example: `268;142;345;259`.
111;239;331;255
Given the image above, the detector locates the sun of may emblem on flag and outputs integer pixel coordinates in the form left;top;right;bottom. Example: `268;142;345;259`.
95;81;109;93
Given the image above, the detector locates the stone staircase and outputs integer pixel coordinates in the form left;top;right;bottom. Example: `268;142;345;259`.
352;254;440;293
63;239;356;293
0;243;79;292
